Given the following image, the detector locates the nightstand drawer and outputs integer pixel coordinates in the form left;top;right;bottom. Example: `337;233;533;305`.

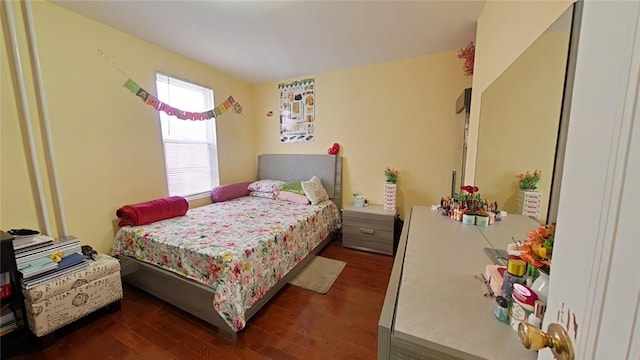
342;226;393;255
342;210;394;231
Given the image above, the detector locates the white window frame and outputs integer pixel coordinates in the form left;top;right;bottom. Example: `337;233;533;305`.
155;73;219;198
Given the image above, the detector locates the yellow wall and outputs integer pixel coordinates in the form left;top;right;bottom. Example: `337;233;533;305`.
5;0;568;252
475;30;571;220
1;1;256;252
466;0;574;184
255;52;472;215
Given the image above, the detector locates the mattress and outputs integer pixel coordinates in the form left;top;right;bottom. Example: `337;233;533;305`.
112;196;340;331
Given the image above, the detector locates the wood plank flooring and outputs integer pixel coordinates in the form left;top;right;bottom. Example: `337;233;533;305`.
12;240;394;360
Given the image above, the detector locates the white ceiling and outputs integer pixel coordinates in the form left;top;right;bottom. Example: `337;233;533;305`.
50;0;485;84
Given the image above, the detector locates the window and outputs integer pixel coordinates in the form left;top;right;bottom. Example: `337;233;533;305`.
156;73;219;197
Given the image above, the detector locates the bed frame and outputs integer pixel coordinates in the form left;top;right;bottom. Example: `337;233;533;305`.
118;154;343;341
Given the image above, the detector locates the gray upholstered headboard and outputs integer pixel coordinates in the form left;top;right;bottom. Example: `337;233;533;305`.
257;154;343;208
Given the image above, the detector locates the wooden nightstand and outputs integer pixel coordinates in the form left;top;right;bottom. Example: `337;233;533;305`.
342;204;397;255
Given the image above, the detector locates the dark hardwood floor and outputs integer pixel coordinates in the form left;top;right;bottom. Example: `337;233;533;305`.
12;240;394;360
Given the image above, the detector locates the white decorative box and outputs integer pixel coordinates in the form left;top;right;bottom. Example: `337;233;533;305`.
23;253;123;337
384;183;397;210
515;190;542;218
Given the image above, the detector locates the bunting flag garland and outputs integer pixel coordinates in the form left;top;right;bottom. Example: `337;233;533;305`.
277;78;314;89
123;78;242;121
97;49;242;121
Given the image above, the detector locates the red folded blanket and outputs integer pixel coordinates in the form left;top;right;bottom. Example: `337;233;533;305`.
116;196;189;227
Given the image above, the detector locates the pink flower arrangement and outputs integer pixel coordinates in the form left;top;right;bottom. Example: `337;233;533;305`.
385;166;399;183
517;170;542;190
457;42;475;76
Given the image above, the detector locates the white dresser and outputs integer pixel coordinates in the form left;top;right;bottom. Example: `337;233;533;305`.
378;206;539;359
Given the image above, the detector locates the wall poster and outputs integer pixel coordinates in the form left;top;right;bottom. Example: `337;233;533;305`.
279;78;315;143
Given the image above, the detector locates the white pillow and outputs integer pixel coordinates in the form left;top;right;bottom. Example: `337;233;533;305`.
301;176;329;205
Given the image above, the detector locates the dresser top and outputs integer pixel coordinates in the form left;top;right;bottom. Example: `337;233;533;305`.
393;206;536;360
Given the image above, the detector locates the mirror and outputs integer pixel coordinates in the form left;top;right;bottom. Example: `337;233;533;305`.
474;7;573;223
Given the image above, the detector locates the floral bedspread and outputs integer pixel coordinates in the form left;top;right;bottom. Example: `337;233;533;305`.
111;196;340;331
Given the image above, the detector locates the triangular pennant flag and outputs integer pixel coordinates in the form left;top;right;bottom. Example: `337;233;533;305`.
124;79;140;94
121;77;239;121
136;88;150;102
164;106;176;116
145;95;161;110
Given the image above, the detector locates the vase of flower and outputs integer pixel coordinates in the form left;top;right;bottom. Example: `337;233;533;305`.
519;224;554;303
384;166;399;211
456;185;482;212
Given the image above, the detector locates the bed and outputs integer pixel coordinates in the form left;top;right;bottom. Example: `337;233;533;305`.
112;154;343;340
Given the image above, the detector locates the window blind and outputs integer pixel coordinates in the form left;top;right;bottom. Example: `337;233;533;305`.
156;74;219;196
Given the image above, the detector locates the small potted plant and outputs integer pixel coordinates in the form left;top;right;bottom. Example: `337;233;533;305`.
519;223;554;302
517;170;542;191
383;167;399;210
456;185;482;224
384;166;399;184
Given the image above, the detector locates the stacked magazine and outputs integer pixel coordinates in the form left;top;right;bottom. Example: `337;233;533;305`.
0;306;16;336
14;235;89;289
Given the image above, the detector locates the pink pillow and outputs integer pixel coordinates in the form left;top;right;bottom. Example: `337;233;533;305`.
276;191;311;204
210;182;251;202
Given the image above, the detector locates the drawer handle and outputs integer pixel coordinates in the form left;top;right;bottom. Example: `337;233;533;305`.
359;228;375;235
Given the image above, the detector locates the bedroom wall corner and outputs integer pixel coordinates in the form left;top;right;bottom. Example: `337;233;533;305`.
253;51;472;217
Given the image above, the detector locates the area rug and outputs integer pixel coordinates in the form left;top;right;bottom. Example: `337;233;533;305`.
288;256;346;294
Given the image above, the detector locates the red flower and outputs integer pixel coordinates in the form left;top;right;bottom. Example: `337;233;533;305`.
460;185;479;194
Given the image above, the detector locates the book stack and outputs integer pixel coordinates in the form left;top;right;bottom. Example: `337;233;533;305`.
14;235;89;289
0;305;16;336
0;272;10;300
0;272;17;335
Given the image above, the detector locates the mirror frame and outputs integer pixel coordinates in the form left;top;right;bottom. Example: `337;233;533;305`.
547;3;581;224
473;5;579;224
